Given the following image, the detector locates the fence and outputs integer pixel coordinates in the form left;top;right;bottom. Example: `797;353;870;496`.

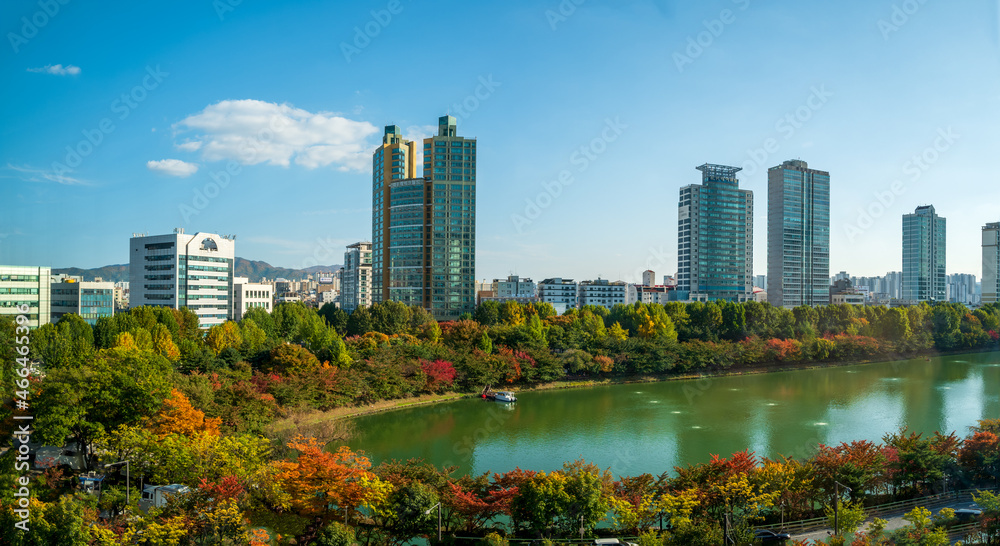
768;487;997;537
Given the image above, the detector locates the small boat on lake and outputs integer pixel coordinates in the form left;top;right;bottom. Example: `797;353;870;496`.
481;386;517;403
493;391;517;403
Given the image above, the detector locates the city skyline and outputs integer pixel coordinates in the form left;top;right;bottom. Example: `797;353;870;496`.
2;1;999;281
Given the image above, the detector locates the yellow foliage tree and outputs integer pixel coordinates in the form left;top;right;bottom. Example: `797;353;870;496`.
113;332;138;351
151;323;180;361
206;321;243;355
608;322;629;342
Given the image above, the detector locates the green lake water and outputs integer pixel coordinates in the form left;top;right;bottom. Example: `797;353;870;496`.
338;352;1000;477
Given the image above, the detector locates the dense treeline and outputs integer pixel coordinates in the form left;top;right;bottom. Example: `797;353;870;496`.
8;299;1000;437
1;299;999;544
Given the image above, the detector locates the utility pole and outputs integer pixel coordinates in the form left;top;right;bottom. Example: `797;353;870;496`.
425;502;442;543
105;460;131;507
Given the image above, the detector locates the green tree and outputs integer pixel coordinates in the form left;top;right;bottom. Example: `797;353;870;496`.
475;300;501;326
238;318;268;357
346;306;374;337
877;308;911;342
319;303;350;335
824;499;867;536
370;301;411;335
382;482;439;545
314;522;357;546
34;346;174;464
241;306;276;339
720;302;747;341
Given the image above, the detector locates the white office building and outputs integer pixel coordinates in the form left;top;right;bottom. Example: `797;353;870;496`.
129;229;235;328
232;276;273;321
627;284;674;305
578;278;627;310
538;278;577;314
0;265;51;329
51;279;115;325
491;275;537;300
341;241;372;312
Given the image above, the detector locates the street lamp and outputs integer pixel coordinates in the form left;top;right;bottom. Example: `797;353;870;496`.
104;460;131;507
833;481;852;537
425;502;442;542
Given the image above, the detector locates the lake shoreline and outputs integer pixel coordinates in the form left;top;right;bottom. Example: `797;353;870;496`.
318;346;1000;424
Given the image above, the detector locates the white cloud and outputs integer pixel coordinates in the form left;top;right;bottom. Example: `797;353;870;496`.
146;159;199;178
175;140;202;152
27;64;81;76
6;163;89;185
173;99;379;172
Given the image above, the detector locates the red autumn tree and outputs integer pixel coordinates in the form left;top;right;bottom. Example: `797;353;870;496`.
958;431;1000;484
421;359;457;393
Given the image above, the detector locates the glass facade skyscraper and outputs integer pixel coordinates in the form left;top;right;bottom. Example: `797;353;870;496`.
676;164;753;302
902;205;946;302
372;116;476;320
371;126;417;305
981;222;999;305
766;160;830;308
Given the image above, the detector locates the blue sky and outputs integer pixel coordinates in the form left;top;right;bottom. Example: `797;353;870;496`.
1;0;998;283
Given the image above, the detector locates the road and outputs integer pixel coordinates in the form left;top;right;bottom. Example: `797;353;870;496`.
790;496;981;544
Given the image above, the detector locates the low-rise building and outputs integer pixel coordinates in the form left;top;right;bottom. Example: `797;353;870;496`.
232;277;273;321
627;284;675;305
578;278;627;310
50;279;115;325
538;278;577;314
830;278;866;306
479;275;538;305
0;265;51;329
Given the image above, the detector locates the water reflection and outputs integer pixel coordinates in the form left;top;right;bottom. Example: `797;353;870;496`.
339;351;1000;477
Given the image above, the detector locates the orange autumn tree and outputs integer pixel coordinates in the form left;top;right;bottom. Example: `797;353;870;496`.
273;437;392;522
146;389;221;438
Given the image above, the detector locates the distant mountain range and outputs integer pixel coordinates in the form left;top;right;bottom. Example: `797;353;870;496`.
53;258;341;283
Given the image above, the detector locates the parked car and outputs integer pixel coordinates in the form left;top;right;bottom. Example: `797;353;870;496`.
754;529;791;543
954;506;983;522
593;539;638;546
